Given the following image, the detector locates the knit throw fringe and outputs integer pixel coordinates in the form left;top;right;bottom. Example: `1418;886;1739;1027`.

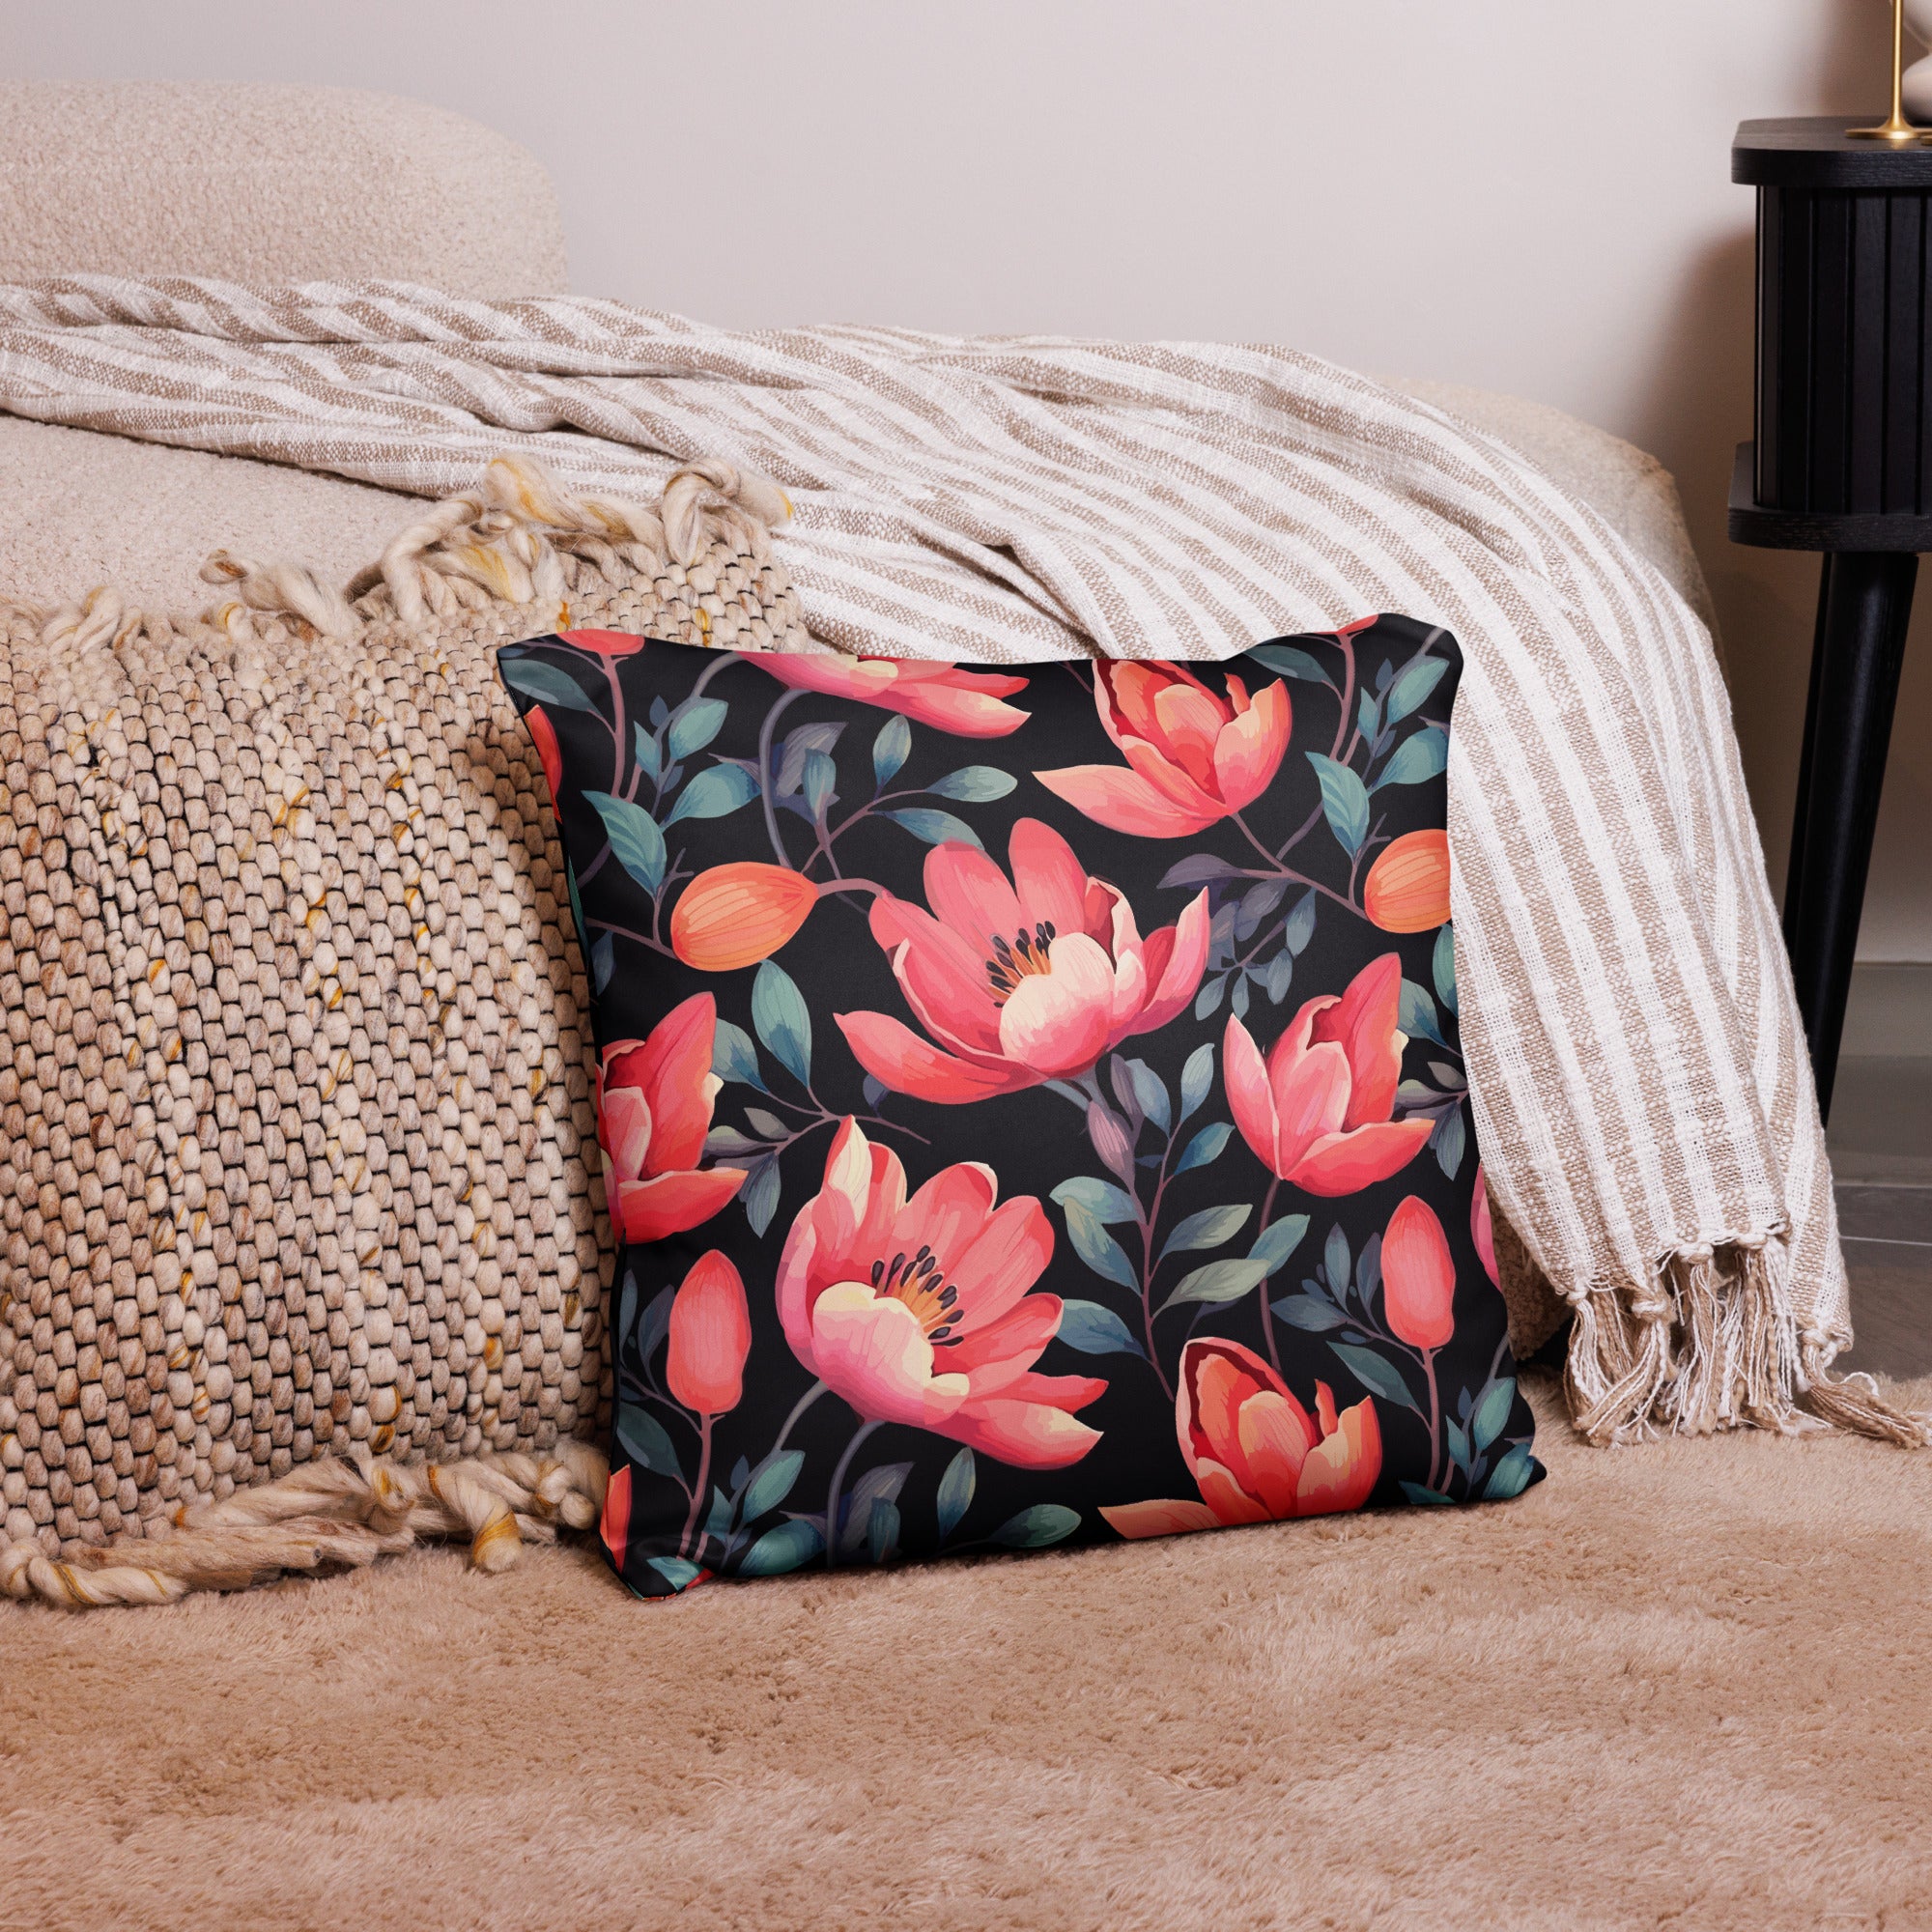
1;1437;608;1607
0;450;1920;1616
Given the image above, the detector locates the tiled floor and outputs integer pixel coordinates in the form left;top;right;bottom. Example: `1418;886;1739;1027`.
1828;1056;1932;1379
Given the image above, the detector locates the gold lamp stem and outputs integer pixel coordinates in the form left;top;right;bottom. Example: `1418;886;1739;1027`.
1850;0;1928;141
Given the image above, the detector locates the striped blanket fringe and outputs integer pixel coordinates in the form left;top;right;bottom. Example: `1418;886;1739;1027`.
1566;1237;1928;1450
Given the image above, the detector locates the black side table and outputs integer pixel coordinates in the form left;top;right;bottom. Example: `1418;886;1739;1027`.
1731;116;1932;1121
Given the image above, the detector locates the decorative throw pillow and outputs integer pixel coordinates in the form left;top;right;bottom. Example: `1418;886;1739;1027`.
498;623;1542;1595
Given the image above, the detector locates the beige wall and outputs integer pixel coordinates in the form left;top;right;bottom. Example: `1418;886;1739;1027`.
6;0;1930;955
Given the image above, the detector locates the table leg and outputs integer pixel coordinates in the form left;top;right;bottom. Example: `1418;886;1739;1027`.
1782;550;1918;1122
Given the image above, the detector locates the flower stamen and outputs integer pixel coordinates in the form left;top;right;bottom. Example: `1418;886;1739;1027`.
868;1245;959;1338
985;922;1057;1002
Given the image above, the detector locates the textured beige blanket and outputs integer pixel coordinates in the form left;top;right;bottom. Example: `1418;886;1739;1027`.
0;277;1917;1447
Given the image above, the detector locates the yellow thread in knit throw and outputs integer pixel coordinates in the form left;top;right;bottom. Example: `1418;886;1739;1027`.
0;454;809;1605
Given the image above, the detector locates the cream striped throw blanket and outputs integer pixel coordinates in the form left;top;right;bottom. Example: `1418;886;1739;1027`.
0;277;1918;1448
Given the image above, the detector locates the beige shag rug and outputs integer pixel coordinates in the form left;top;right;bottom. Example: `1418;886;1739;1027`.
6;1373;1930;1931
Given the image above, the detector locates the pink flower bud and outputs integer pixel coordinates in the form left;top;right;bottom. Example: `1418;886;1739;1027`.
1381;1195;1457;1351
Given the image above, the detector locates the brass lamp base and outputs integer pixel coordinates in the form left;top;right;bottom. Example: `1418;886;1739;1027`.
1850;0;1932;141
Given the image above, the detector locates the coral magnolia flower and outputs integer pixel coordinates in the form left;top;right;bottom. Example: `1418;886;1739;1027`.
670;862;820;971
597;993;746;1242
753;653;1031;736
666;1251;753;1414
1381;1196;1457;1350
1036;661;1291;838
836;818;1210;1104
601;1462;632;1571
776;1119;1105;1468
557;627;648;658
1224;953;1433;1196
524;704;563;800
1364;828;1451;933
1470;1161;1499;1287
1101;1338;1380;1538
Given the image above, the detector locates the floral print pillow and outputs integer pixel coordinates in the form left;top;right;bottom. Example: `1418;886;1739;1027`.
498;621;1542;1596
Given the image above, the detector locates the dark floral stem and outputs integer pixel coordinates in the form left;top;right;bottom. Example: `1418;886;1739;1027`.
823;1417;882;1569
757;688;804;867
678;1411;714;1558
1257;1178;1284;1380
1135;1137;1178;1404
587;916;677;960
1228;811;1358;913
1423;1350;1444;1493
1330;633;1356;763
770;1379;828;1458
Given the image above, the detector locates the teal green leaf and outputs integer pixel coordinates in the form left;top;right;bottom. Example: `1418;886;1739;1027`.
1399;1483;1456;1507
1051;1176;1140;1226
614;1402;681;1480
838;1463;913;1557
991;1504;1081;1549
1324;1223;1351;1293
710;1018;766;1091
1250;1212;1309;1274
1471;1378;1517;1455
1159;1257;1268;1314
1283;889;1317;955
635;722;661;783
935;1447;976;1543
1054;1299;1148;1359
584;790;667;895
647;1555;704;1589
1158;1203;1251;1264
737;1518;826;1577
1327;1343;1421;1414
500;656;599;713
802;749;837;819
665;763;760;826
925;765;1017;803
1484;1443;1538;1500
705;1485;733;1541
1179;1042;1214;1124
1174;1121;1232;1175
882;808;982;849
1377;724;1448;789
668;696;728;760
1124;1059;1170;1133
1271;1293;1348;1332
741;1449;805;1522
1433;922;1458;1014
1307;753;1370;855
564;863;586;943
1058;1195;1140;1290
636;1286;674;1369
1400;978;1445;1048
872;714;912;787
868;1498;901;1565
1246;643;1333;689
752;959;811;1085
616;1271;638;1353
1386;653;1450;724
590;932;614;993
1433;1107;1466;1179
742;1158;781;1237
1193;975;1227;1021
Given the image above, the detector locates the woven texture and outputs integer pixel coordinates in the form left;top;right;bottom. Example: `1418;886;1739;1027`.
0;458;810;1575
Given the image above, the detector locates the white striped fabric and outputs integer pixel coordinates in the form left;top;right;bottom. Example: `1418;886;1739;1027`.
0;277;1905;1443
